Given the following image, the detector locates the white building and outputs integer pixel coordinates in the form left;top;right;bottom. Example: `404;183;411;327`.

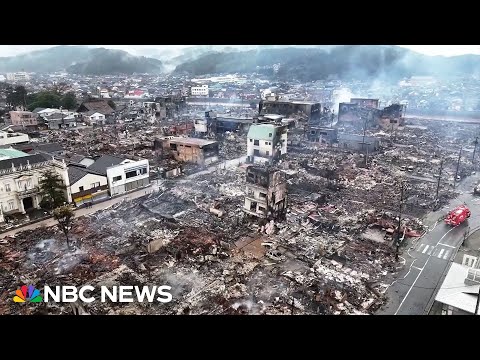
0;131;29;146
0;150;71;222
6;72;30;82
247;124;288;164
191;84;209;96
68;165;109;207
87;155;149;196
88;112;106;125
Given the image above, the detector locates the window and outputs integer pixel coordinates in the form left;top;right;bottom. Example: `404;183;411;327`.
249;139;253;142
258;206;266;212
79;186;84;192
254;149;260;156
254;139;259;146
8;200;14;210
268;133;272;137
113;175;122;182
5;184;10;192
266;151;269;156
126;170;137;179
259;192;267;199
91;182;100;189
27;180;32;188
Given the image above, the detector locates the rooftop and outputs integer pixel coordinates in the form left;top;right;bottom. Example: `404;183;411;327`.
0;148;29;160
247;124;280;141
168;137;218;147
435;262;480;314
88;155;125;175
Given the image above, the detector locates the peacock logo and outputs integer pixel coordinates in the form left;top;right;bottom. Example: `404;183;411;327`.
13;285;43;303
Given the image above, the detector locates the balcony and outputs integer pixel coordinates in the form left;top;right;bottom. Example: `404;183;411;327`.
17;186;39;199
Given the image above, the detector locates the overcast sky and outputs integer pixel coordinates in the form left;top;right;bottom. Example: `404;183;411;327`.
0;45;479;57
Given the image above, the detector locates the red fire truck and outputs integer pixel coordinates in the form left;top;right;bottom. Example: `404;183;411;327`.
444;205;471;226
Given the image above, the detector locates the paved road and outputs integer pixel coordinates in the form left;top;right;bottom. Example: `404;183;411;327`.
379;174;480;315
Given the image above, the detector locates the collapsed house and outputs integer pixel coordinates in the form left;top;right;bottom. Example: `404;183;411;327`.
243;165;287;220
259;98;321;122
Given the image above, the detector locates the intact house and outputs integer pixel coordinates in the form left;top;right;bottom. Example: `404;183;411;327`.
44;113;78;129
0;151;71;222
243;165;287;221
87;155;150;196
77;99;115;125
68;165;108;207
246;123;287;165
154;137;219;166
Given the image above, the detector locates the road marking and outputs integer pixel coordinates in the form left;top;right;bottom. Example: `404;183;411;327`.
427;247;433;255
438;243;455;248
442;251;450;260
394;226;457;315
417;243;425;253
438;249;445;259
421;244;429;254
412;266;423;271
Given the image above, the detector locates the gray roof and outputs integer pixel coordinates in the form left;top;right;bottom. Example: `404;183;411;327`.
69;154;87;164
0;154;50;171
87;155;125;175
32;108;46;114
68;165;105;185
35;143;64;154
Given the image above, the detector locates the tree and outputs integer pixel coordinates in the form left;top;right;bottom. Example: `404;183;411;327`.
27;91;62;111
39;169;67;211
53;206;74;250
61;91;77;110
107;99;116;110
6;85;27;109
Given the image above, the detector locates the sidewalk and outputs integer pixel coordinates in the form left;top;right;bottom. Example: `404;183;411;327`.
0;182;159;239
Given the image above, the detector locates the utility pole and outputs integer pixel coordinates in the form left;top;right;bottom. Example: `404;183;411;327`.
475;287;480;315
473;137;478;164
454;147;462;189
396;182;404;261
435;159;444;201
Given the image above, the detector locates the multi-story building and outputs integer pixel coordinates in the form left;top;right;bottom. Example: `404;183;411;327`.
0;150;71;222
154;137;219;166
191;85;209;96
243;165;287;220
246;124;287;164
259;99;321;121
6;72;30;82
68;165;109;207
87;155;150;196
8;111;38;127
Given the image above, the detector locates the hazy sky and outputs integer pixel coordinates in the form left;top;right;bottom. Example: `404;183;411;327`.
0;45;479;57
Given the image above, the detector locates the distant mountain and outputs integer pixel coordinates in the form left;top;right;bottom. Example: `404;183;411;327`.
67;48;163;75
174;45;480;81
0;46;163;75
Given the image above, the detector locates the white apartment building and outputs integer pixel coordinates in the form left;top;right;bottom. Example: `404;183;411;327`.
0;151;71;222
191;84;209;96
6;72;30;82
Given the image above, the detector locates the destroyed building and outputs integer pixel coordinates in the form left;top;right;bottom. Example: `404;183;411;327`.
247;124;287;164
87;155;150;196
243;165;287;220
337;134;380;153
0;150;71;222
77;99;115;124
155;137;219;166
259;99;321;121
307;127;338;145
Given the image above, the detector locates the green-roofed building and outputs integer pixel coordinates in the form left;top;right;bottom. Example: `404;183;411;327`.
0;148;29;160
247;123;288;164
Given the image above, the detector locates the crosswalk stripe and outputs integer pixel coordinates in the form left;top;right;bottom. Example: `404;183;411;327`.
418;244;426;253
438;249;445;258
422;245;429;254
442;250;450;260
427;247;433;255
